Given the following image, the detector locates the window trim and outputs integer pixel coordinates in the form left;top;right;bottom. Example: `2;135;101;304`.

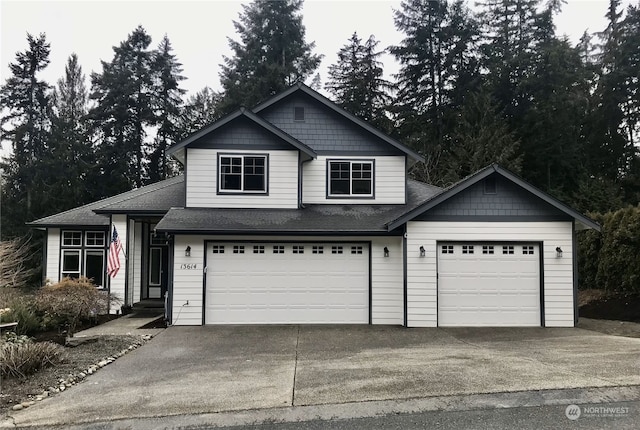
84;249;105;288
326;159;375;199
217;153;269;195
85;231;106;247
60;230;108;288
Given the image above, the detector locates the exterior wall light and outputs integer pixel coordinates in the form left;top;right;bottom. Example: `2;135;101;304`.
185;246;191;257
384;246;389;258
419;246;426;257
556;247;563;258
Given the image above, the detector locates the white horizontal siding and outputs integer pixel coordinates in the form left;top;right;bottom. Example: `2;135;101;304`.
406;221;574;328
371;237;403;325
45;228;60;284
302;156;405;204
171;234;403;326
186;148;298;208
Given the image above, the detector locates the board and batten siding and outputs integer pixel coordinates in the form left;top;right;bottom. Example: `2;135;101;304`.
186;148;299;208
108;215;127;314
406;221;574;328
45;228;60;283
171;235;404;326
302;156;406;204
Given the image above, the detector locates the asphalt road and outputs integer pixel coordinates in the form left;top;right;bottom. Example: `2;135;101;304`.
37;400;639;430
219;401;638;430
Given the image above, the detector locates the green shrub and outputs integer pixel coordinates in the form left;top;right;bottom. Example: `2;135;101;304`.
0;340;65;379
2;332;32;344
0;295;42;336
578;205;640;292
34;277;111;336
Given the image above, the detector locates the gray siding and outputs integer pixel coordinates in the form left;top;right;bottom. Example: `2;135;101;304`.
259;93;403;155
418;175;571;220
190;117;292;151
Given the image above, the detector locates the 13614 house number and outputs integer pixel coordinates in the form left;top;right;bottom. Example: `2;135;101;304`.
180;264;198;270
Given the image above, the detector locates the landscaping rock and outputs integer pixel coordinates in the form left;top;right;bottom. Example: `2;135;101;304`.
12;404;23;411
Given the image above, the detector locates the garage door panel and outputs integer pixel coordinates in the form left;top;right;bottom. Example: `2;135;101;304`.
438;243;541;327
206;242;369;324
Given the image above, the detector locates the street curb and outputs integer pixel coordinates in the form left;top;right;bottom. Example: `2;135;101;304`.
8;384;640;429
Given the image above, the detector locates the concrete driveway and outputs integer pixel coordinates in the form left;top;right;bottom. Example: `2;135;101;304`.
7;326;640;427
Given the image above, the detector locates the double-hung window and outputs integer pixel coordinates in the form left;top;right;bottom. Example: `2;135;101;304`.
60;230;106;288
328;160;374;197
219;154;267;193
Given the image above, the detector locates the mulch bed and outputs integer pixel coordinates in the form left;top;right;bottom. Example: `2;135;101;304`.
578;289;640;323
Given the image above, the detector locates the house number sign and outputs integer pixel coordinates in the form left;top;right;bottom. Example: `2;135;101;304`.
180;264;198;270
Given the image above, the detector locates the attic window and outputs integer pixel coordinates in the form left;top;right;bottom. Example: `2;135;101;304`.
294;106;305;121
484;177;497;194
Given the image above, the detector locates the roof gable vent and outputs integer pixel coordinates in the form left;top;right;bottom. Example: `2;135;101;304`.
294;106;305;121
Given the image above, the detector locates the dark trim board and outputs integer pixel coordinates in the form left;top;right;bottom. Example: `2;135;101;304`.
572;220;578;326
202;239;372;325
403;227;408;327
368;241;372;325
159;229;401;236
539;241;546;327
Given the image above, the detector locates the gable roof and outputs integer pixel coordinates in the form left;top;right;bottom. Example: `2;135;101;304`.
386;164;601;231
167;108;317;163
28;176;185;228
155;180;440;234
252;83;425;163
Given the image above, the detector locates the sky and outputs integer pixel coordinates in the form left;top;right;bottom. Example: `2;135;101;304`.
0;0;635;156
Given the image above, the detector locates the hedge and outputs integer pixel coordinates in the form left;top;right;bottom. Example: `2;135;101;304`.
577;205;640;292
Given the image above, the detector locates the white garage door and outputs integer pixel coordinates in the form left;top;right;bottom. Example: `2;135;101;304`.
438;243;540;327
205;242;369;324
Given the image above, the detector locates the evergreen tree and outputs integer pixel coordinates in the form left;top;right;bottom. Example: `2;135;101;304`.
177;87;222;141
48;53;97;210
476;0;543;120
0;33;52;238
439;89;521;186
391;0;479;183
218;0;322;113
325;33;392;131
150;35;186;182
90;26;155;195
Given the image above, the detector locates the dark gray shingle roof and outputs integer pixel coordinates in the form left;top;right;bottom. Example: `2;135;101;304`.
28;176;185;228
155;180;440;234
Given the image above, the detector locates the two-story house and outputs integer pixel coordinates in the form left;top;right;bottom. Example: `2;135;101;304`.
29;83;599;327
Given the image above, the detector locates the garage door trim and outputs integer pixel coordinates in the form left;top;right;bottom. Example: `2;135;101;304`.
436;240;545;327
202;239;373;324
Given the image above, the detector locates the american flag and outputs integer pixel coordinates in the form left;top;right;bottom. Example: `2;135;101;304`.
107;226;123;278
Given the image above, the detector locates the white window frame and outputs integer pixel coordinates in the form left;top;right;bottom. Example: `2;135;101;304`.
61;249;81;279
84;249;105;288
85;231;106;247
60;230;107;288
148;247;163;287
327;160;374;198
218;154;268;194
62;231;82;246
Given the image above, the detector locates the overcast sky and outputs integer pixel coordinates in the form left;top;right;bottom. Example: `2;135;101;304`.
0;0;635;155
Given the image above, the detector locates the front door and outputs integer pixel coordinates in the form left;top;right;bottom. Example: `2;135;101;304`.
147;224;169;299
147;247;169;299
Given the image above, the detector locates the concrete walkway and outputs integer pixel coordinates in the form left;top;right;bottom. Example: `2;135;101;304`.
4;325;640;428
73;314;165;338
